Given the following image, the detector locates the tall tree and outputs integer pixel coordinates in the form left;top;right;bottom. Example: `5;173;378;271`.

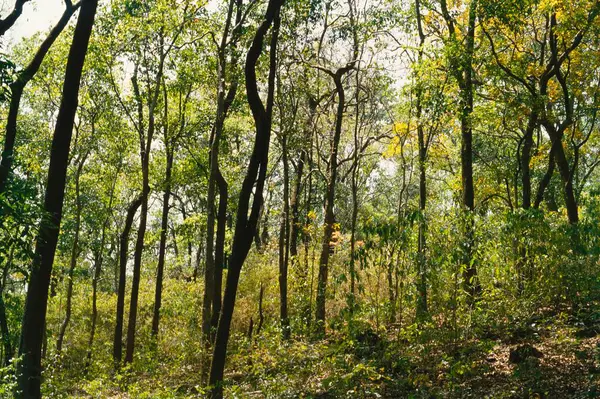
203;0;243;339
151;81;191;338
56;145;89;354
16;0;98;396
314;62;355;335
208;0;284;394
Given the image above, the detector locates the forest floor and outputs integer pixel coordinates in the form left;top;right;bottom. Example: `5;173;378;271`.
65;306;600;398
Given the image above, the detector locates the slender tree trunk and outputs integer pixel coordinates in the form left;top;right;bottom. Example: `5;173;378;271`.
210;171;227;332
440;0;480;300
516;111;537;293
151;150;173;338
125;48;165;363
256;282;265;336
315;65;354;336
0;293;10;366
459;1;479;300
125;168;150;364
56;153;87;354
543;123;579;224
86;167;118;370
415;0;428;320
289;98;317;261
113;196;142;365
278;135;290;339
289;150;305;259
209;4;282;396
204;0;241;341
534;149;556;209
16;1;97;396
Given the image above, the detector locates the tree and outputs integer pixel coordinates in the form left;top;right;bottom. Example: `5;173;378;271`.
16;0;98;396
314;63;355;335
208;0;284;394
438;0;480;300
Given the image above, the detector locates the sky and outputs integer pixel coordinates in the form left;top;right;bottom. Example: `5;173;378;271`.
3;0;64;45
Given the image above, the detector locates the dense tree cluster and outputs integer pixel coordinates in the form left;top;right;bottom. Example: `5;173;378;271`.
0;0;599;397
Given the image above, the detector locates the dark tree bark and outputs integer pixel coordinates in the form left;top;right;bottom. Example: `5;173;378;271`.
278;135;290;339
125;42;166;363
440;0;480;300
16;1;97;396
0;0;30;37
314;63;354;336
113;195;142;365
288;115;314;264
208;1;283;395
256;282;265;336
0;1;80;200
151;80;184;339
210;170;228;332
203;0;241;339
534;151;556;209
415;0;428;320
151;145;173;338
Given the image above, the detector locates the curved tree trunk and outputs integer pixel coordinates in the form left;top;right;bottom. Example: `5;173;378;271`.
208;3;282;396
315;65;354;336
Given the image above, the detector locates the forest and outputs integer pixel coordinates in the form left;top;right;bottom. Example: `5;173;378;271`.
0;0;600;397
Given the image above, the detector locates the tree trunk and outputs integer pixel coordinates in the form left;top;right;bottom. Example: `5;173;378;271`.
86;167;118;370
278;135;290;339
56;153;87;354
543;123;579;224
290;98;317;260
208;3;282;396
459;1;479;301
113;195;142;365
16;1;97;396
315;65;354;336
440;0;480;301
415;0;428;320
210;171;228;332
516;111;537;293
151;149;173;338
289;149;305;259
125;49;165;363
125;164;150;364
204;0;241;341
